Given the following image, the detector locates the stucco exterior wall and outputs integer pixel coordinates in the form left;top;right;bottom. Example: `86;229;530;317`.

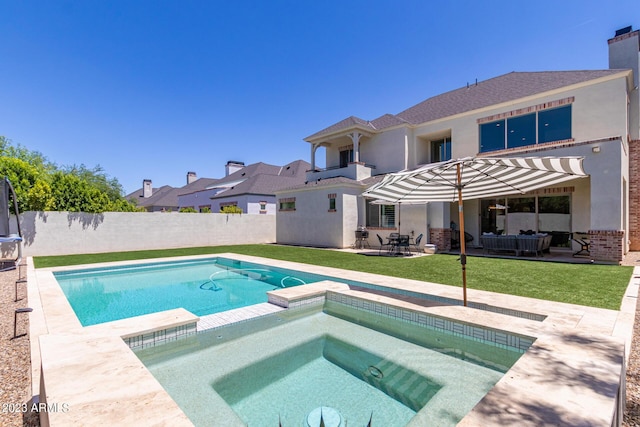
276;186;363;248
410;75;629;161
178;189;222;211
245;195;276;215
361;127;410;173
12;211;276;257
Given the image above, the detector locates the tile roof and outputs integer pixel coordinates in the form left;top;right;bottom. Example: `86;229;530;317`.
127;185;180;209
130;160;310;206
208;159;311;199
396;70;624;125
177;178;219;196
306;70;626;141
278;174;385;192
305;115;375;140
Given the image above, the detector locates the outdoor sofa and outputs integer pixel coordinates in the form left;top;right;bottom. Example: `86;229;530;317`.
480;233;552;257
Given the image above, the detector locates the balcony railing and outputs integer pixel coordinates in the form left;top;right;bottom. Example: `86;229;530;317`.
306;162;376;181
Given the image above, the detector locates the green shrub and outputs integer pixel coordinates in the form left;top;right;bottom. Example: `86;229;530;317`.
220;205;243;214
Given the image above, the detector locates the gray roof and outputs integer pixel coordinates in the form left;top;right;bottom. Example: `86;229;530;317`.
177;177;219;196
306;70;626;141
278;174;385;192
209;159;311;199
305;116;375;140
128;160;310;205
127;185;180;209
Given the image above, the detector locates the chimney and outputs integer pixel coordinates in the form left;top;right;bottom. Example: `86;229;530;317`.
142;179;152;198
609;25;640;140
609;26;639;87
225;161;245;176
187;171;197;184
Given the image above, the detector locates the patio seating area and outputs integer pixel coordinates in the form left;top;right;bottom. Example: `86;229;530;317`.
373;233;423;257
480;234;552;257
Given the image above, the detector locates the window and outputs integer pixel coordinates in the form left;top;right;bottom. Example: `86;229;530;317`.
339;149;354;168
480;104;572;153
507;114;536;148
259;201;267;210
365;200;395;228
278;198;296;211
328;193;336;212
480;120;505;152
431;137;452;162
538;105;572;143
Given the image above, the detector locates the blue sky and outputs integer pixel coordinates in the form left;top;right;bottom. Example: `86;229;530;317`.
1;1;638;194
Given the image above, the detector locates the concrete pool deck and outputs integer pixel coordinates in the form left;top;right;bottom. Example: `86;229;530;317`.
27;253;636;426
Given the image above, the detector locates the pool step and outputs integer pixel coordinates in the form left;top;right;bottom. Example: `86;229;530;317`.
364;359;442;411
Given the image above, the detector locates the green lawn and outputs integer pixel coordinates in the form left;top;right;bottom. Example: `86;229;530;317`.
33;244;633;310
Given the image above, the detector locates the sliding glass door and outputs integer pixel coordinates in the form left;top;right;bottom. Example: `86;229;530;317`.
480;195;571;247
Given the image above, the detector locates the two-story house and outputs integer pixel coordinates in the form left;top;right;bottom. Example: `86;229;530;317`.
275;26;640;263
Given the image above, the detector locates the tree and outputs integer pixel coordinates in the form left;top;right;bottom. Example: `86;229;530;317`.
0;136;141;213
0;156;53;213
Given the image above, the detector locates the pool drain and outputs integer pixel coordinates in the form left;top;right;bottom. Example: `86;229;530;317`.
305;406;343;427
368;365;383;379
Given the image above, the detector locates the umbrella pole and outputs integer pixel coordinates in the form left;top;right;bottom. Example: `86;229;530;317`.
456;164;467;307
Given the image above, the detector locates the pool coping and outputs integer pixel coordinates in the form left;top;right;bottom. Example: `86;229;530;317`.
27;253;636;426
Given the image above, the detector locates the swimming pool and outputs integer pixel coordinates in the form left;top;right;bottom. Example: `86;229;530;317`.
136;300;525;426
54;256;545;326
34;253;627;426
54;257;324;326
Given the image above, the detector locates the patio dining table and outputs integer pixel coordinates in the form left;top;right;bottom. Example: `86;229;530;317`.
386;234;412;256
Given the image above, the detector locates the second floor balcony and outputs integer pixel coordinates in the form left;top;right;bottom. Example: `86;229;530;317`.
306;162;376;182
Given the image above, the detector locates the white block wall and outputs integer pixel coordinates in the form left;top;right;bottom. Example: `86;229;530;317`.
12;211;276;257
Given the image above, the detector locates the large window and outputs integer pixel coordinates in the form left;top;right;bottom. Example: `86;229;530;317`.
480;195;572;247
507;114;536;148
480;120;506;152
480;105;571;153
431;137;452;162
366;201;395;228
538;106;572;143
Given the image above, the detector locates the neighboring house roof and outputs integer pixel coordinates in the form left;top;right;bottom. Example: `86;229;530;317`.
128;160;310;208
177;178;219;196
305;70;626;141
126;185;180;209
210;159;311;199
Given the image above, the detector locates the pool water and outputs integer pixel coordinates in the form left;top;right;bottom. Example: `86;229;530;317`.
53;256;544;327
136;304;524;426
54;258;317;326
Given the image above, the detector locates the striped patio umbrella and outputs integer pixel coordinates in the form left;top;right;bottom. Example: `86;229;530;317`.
362;156;588;306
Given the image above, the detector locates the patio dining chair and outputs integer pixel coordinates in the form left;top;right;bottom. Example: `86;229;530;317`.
397;235;411;256
377;234;392;255
412;233;423;253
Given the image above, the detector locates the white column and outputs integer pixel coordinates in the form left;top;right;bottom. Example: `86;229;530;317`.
310;143;317;171
349;132;361;163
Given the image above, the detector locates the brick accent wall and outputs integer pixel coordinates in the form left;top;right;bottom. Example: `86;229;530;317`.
589;230;624;264
429;228;452;252
629;140;640;250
